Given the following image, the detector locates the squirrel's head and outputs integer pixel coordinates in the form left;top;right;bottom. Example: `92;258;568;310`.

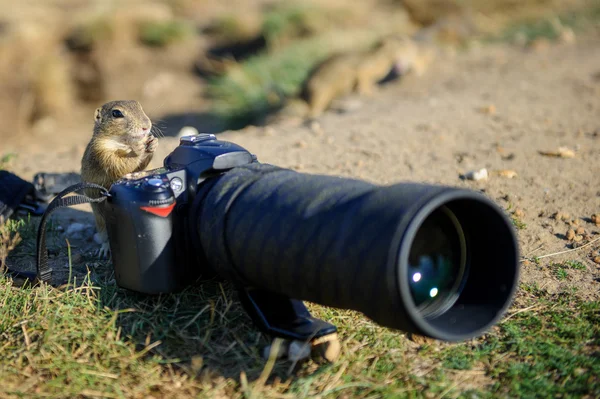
93;100;152;143
372;35;420;75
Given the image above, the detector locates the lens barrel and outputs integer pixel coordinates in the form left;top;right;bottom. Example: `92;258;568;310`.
195;163;519;341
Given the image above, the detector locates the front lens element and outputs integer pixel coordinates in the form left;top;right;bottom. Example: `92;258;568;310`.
408;205;467;318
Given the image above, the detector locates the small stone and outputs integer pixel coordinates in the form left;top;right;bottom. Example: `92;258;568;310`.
310;121;323;135
262;340;289;360
288;340;311;362
576;226;586;235
463;168;488;181
539;147;575;158
66;223;94;240
513;208;525;218
566;229;576;240
573;235;583;242
478;104;496;115
262;127;275;136
294;140;308;148
593;256;600;264
591;214;600;226
497;169;517;178
554;212;570;221
66;223;86;235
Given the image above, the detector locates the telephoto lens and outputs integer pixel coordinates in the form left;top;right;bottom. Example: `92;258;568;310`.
195;163;519;342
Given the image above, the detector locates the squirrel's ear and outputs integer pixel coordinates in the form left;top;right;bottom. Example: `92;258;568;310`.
94;108;102;125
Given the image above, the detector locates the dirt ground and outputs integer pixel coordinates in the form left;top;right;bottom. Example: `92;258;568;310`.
2;29;599;301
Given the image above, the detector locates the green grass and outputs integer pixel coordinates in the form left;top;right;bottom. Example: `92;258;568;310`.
204;1;600;131
261;3;327;47
550;260;588;281
205;31;379;129
436;292;600;398
565;260;586;270
200;2;386;130
505;203;527;230
206;4;350;49
510;217;527;230
2;272;598;398
0;274;200;398
554;266;569;280
1;212;599;398
1;153;17;169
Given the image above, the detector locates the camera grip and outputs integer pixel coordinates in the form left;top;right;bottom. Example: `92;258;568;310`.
107;177;197;294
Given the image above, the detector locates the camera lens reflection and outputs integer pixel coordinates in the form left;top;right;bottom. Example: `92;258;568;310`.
408;206;467;318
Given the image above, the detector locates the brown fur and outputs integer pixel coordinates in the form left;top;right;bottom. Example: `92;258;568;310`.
81;100;157;255
304;35;433;118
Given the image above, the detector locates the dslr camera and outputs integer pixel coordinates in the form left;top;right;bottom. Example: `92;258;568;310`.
103;133;519;343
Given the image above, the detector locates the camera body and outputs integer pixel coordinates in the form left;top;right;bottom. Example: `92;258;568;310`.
100;133;520;343
105;133;256;294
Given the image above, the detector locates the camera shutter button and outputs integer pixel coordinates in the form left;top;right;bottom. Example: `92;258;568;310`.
147;178;163;187
143;178;167;191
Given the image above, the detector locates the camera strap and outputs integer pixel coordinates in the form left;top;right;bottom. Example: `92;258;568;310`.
5;182;110;285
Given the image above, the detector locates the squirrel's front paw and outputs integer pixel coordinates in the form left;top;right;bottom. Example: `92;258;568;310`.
145;135;158;153
130;140;146;156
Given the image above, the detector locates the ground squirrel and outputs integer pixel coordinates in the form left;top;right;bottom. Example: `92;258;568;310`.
303;35;433;118
81;100;157;258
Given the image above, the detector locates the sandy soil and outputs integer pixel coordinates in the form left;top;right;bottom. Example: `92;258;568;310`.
2;31;599;300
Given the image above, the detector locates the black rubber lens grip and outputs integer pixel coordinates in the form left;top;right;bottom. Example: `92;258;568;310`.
197;163;519;341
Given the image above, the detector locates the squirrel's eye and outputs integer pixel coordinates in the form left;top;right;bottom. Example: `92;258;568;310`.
111;109;124;118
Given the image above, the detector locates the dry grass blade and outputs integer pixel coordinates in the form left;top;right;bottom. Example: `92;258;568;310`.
502;304;546;322
521;236;600;262
248;338;284;399
0;219;22;270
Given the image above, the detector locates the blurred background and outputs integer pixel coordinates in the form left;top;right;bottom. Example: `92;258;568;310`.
0;0;597;143
0;3;599;397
